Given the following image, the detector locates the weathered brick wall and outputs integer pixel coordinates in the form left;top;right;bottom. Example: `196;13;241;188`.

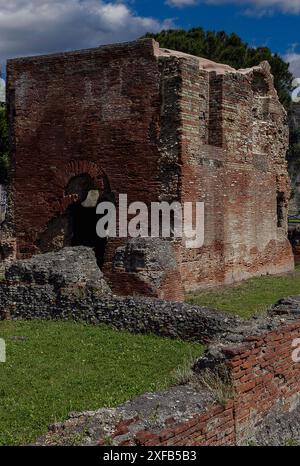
288;103;300;216
177;57;294;291
230;319;300;443
4;39;294;300
6;40;162;254
34;301;300;446
5;39;186;300
110;400;235;447
123;316;300;446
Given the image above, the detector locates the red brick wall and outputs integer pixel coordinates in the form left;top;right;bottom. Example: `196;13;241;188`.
177;57;294;291
101;318;300;446
230;320;300;443
7;40;162;255
6;40;186;300
111;402;235;447
5;40;293;301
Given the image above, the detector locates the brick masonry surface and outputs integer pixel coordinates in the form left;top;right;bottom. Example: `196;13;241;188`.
32;297;300;446
1;39;294;301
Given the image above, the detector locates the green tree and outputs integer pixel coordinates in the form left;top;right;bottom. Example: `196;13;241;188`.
143;28;293;109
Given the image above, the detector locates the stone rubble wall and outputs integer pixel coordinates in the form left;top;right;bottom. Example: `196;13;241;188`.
2;248;300;445
0;286;240;344
0;246;239;342
34;299;300;446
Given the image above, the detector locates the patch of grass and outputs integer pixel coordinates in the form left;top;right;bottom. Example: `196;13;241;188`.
0;320;203;446
172;356;195;386
196;366;233;407
285;438;299;447
187;268;300;319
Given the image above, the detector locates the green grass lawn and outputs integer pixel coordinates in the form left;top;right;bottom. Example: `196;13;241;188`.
187;268;300;319
0;321;203;446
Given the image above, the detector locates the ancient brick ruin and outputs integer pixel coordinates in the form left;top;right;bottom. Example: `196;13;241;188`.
1;39;294;301
2;245;300;446
32;297;300;446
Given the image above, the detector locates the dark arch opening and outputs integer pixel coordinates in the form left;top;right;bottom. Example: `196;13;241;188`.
65;173;95;201
36;173;113;269
68;202;107;269
65;173;110;269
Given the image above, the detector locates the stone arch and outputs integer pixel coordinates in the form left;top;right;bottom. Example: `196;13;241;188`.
53;160;110;215
63;160;106;187
37;161;112;268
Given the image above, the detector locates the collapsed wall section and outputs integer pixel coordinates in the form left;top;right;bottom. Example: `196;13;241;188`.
1;247;300;445
32;299;300;446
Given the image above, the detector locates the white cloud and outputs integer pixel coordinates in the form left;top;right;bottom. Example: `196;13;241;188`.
284;51;300;78
167;0;198;6
0;1;172;64
167;0;300;14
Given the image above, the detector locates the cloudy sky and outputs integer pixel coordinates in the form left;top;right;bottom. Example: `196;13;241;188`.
0;0;300;78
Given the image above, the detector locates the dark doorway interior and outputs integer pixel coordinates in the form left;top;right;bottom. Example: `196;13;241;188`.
68;202;107;269
65;173;108;268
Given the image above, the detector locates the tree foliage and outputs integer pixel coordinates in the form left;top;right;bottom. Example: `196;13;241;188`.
144;28;293;109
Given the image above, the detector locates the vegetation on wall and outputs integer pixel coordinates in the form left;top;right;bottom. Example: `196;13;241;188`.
0;105;9;184
143;28;293;109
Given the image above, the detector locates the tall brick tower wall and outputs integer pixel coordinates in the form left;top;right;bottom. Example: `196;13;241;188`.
2;39;293;300
166;49;294;290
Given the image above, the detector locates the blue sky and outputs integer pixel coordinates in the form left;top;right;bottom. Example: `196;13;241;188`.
0;1;300;78
141;1;299;54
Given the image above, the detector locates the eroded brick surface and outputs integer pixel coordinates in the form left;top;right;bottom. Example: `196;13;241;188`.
3;39;294;300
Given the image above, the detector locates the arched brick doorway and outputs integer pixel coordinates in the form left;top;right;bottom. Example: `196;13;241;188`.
66;173;108;268
36;163;113;269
